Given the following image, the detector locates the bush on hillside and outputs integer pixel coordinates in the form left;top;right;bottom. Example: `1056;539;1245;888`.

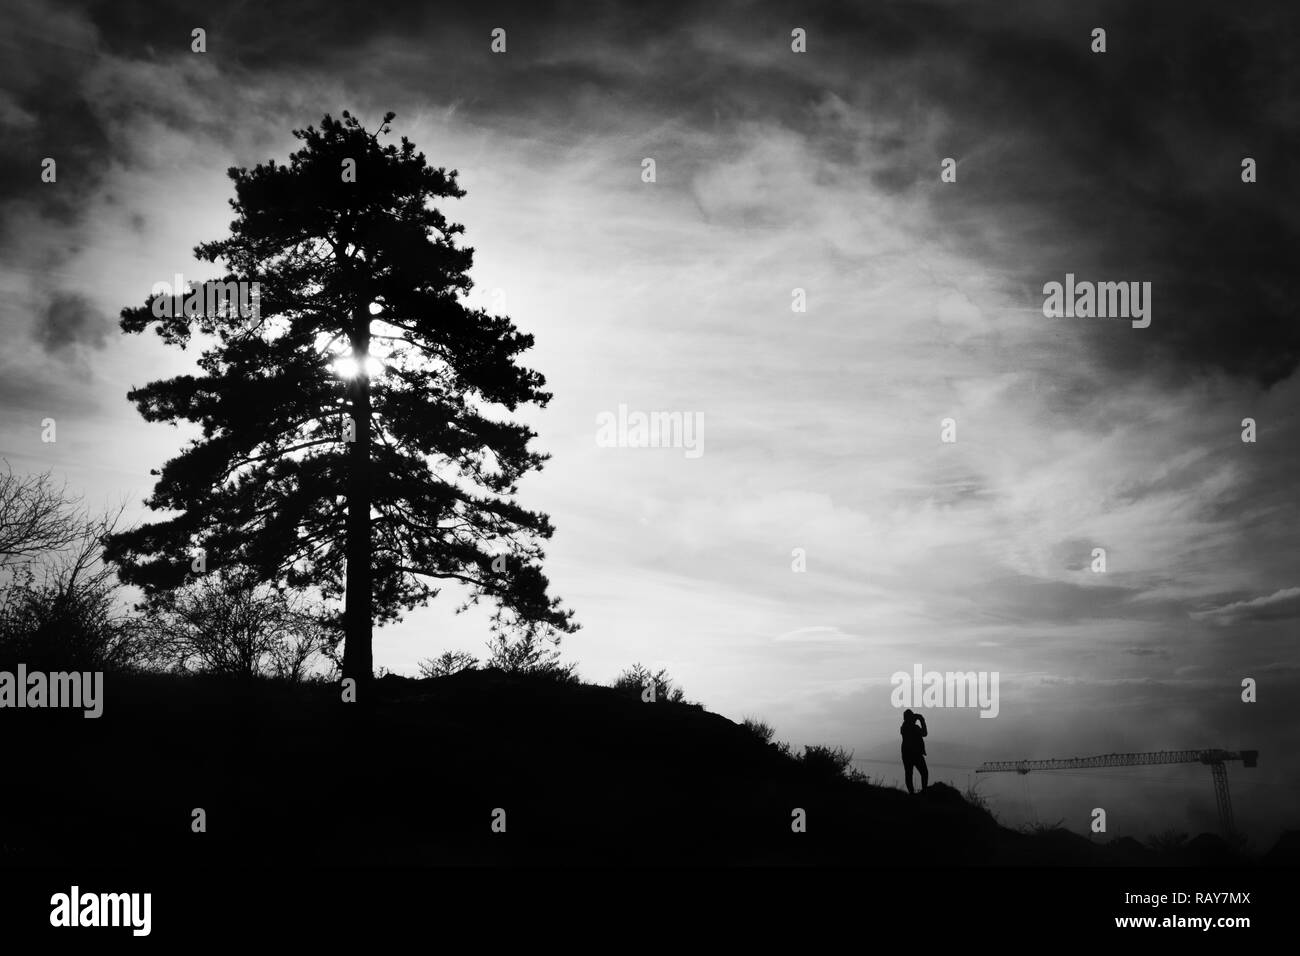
613;662;685;703
740;716;775;745
0;506;146;672
139;572;336;681
418;650;479;678
800;744;854;780
485;630;580;682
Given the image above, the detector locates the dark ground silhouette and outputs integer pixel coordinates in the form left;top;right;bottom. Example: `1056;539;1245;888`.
0;670;1285;867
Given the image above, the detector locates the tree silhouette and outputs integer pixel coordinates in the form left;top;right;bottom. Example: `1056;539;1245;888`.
106;111;576;694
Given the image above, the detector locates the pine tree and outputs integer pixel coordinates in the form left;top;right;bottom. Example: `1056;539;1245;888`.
106;111;576;695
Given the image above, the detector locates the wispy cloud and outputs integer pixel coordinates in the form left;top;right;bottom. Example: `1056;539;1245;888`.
1192;587;1300;626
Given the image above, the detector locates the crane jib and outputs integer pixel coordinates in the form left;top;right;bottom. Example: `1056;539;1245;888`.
973;748;1259;838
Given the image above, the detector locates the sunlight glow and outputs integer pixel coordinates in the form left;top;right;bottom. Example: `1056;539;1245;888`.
333;355;385;379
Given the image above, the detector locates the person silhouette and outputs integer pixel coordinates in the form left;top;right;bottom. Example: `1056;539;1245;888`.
900;709;928;793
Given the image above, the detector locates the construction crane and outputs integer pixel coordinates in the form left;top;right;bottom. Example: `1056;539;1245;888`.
976;749;1259;837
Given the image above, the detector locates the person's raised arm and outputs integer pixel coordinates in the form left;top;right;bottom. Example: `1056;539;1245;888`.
917;714;927;737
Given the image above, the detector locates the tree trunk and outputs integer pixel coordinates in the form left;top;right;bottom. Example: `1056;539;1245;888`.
341;307;373;695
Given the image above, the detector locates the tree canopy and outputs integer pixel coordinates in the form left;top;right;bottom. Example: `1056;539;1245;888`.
106;111;577;686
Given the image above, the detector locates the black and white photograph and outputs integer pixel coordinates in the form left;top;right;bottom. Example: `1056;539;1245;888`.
0;0;1295;940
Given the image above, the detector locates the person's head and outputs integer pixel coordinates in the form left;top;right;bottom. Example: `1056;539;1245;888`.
903;709;914;724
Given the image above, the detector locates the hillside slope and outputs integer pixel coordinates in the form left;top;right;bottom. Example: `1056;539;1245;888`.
0;669;1263;866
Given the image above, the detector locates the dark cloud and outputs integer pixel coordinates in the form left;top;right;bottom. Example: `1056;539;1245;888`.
2;0;1297;386
33;291;109;354
0;2;111;234
922;2;1300;388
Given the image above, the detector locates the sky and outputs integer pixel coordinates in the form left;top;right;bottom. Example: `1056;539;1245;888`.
1;0;1298;847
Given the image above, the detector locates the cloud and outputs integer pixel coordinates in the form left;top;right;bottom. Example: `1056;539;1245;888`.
33;292;109;354
6;0;1300;384
1192;587;1300;626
